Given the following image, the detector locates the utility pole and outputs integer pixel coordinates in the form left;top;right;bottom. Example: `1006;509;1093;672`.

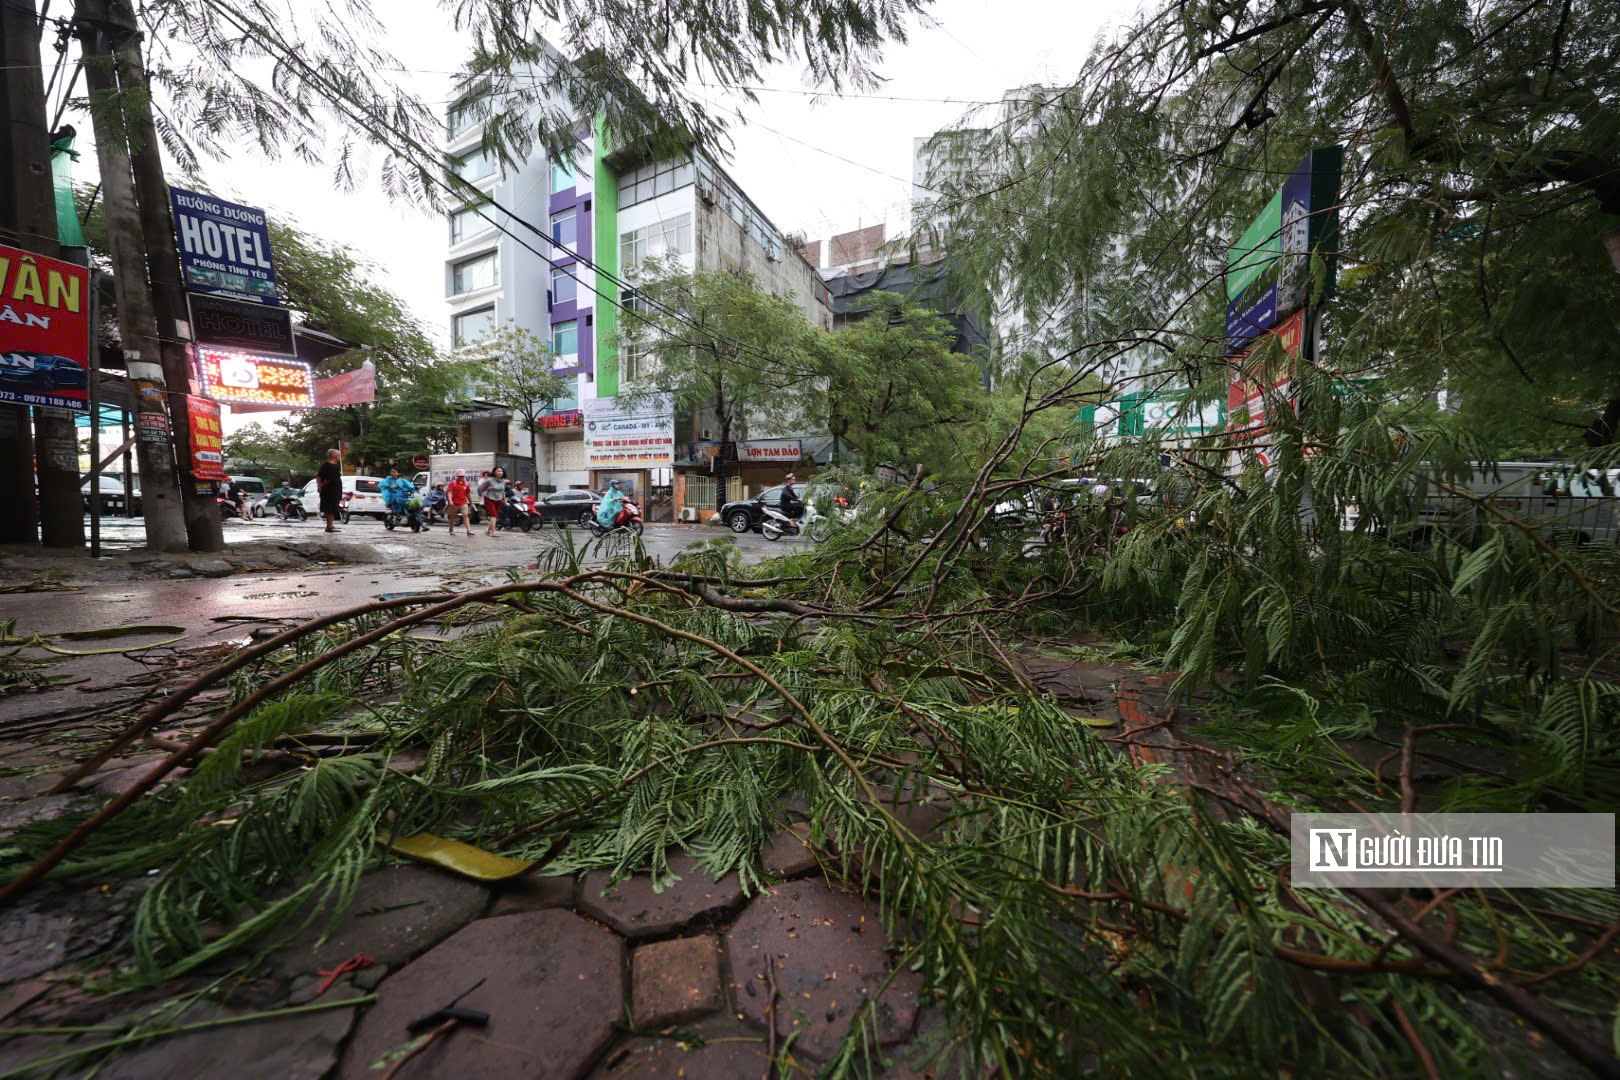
0;0;58;545
106;0;221;551
77;0;188;552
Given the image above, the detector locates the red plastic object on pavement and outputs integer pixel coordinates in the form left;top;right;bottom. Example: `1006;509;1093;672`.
315;952;374;997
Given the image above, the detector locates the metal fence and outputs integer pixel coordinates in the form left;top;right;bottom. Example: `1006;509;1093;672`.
686;474;717;512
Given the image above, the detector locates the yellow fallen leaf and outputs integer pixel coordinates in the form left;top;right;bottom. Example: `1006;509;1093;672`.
1071;715;1117;728
386;833;535;881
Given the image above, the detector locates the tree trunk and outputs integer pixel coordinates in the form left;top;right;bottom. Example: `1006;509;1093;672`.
78;3;188;552
111;0;222;552
1584;398;1620;449
0;1;63;545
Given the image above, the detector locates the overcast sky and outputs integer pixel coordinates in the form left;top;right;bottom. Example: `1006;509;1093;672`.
52;0;1135;437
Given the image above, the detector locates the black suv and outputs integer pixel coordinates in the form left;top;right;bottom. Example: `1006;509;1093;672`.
719;484;792;534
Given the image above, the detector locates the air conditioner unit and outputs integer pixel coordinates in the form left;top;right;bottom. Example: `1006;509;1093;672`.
679;507;697;522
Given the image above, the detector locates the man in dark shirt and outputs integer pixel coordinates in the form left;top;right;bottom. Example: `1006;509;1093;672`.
779;473;803;520
317;449;344;532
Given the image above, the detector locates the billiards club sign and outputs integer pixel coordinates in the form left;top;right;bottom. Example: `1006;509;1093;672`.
0;243;90;412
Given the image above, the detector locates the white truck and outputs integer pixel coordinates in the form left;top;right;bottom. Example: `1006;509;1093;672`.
1344;461;1618;545
415;453;536;493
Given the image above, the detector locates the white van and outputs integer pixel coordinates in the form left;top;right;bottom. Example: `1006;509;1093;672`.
299;474;388;520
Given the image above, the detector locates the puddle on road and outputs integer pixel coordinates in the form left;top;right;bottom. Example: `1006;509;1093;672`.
241;590;319;600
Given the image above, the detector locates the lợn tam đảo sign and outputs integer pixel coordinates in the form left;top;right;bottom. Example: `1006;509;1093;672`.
737;438;802;462
0;244;89;412
170;187;280;305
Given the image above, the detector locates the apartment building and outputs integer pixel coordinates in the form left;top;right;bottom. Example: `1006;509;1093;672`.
442;42;831;513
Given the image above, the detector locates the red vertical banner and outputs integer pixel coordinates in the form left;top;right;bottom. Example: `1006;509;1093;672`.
185;395;227;480
1226;310;1305;474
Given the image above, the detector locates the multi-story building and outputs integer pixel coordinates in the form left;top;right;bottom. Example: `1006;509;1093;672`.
442;41;831;516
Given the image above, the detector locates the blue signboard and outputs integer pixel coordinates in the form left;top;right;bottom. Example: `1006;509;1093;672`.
169;187;280;306
1225;147;1342;351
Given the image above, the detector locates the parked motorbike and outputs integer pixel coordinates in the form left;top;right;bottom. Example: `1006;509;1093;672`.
338;491;353;525
588;499;644;537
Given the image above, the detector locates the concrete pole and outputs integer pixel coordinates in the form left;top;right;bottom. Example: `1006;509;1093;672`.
108;0;221;551
77;8;188;552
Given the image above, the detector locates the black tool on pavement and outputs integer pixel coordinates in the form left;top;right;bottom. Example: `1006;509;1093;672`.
406;1005;489;1034
405;976;490;1034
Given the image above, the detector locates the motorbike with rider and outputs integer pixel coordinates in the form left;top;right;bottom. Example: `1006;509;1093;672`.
420;483;449;526
379;468;421;532
591;480;644;536
265;479;306;521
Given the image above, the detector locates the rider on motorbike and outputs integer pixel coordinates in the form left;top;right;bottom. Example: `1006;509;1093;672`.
266;479;300;518
421;483;448;523
379;467;415;524
596;480;627;529
779;474;804;520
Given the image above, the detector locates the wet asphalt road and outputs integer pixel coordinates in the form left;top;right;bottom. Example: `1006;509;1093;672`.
1;519;806;723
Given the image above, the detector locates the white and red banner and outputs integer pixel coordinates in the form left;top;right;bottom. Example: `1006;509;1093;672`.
583;395;674;469
737;438;802;463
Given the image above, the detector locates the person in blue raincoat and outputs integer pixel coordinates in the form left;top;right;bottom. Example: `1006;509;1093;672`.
596;480;625;528
379;467;415;519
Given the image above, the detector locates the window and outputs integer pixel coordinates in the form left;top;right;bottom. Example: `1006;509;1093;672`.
452;305;495;347
446;87;490;138
550;266;576;305
550;209;576;250
622;349;655;385
449;252;497;296
452;148;495;183
356;478;382;494
449;202;493;245
620;214;692;270
552;319;578;357
551;155;577;193
617;157;695;209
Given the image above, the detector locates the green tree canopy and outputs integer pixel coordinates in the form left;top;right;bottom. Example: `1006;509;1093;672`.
612;263;822;449
465;321;571;477
931;0;1620;455
817;292;988;474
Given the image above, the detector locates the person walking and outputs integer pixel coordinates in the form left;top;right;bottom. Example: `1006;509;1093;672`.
446;469;474;536
482;466;511;537
317;449;343;533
